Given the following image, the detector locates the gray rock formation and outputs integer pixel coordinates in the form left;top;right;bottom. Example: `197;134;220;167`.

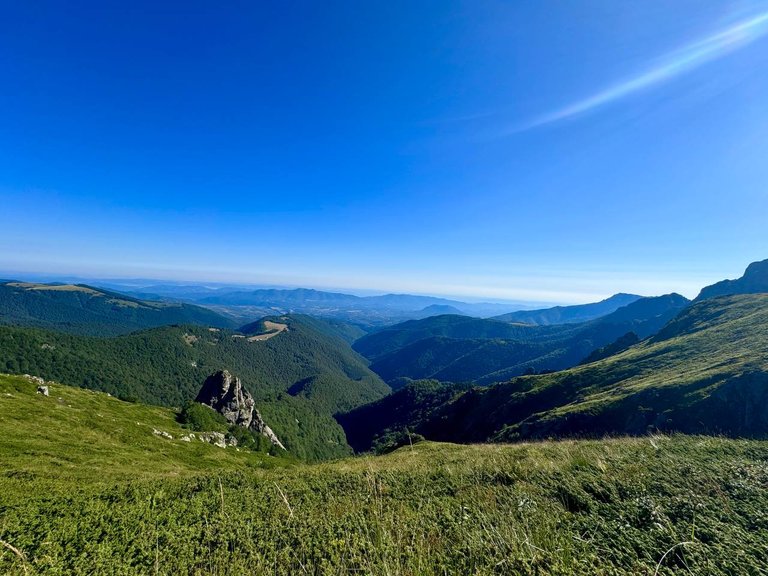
37;385;49;396
197;431;238;449
195;370;255;427
195;370;286;451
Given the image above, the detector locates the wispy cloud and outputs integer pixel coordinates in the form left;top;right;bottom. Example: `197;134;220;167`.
520;11;768;130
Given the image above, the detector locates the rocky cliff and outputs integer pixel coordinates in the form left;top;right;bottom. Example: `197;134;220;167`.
195;370;286;450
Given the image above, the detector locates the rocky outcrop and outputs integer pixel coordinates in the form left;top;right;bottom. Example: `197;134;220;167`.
195;370;286;450
696;258;768;301
23;375;50;396
195;370;255;427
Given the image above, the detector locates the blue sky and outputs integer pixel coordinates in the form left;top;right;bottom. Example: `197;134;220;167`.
2;1;768;302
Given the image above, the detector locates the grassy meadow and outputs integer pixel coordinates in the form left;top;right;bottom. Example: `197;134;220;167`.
1;374;767;574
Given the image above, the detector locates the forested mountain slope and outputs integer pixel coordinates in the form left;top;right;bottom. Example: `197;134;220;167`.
0;281;237;336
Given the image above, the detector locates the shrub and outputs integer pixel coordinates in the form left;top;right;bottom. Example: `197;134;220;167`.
177;402;229;432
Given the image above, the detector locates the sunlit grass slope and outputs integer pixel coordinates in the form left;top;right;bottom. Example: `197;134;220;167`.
1;374;767;574
0;374;287;492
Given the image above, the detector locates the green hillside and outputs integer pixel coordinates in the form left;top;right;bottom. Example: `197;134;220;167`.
1;374;767;574
356;295;689;384
0;315;390;460
345;294;768;447
492;294;768;440
0;374;289;486
0;281;237;336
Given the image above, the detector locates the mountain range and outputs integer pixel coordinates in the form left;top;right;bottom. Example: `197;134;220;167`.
354;293;690;384
492;292;642;325
2;258;768;461
339;259;768;451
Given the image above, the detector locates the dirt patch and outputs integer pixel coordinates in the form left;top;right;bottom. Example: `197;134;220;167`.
247;321;288;342
8;282;101;295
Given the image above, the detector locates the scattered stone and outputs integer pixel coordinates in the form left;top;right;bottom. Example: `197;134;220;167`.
152;428;173;440
37;385;49;397
23;374;45;385
196;431;237;449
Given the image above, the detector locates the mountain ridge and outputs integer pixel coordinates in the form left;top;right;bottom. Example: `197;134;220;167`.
0;280;238;336
355;294;690;384
696;258;768;301
493;293;643;325
340;293;768;450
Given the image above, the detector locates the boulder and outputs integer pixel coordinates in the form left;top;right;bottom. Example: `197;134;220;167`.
37;385;49;397
197;431;238;448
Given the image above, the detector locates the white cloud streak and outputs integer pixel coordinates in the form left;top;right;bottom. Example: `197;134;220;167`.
521;11;768;130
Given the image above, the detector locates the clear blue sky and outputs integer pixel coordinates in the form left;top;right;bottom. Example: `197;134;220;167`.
2;1;768;302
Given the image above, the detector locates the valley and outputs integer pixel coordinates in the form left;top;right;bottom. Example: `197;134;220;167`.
2;259;768;574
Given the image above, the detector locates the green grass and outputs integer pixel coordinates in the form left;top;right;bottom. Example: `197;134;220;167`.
1;374;767;574
497;294;768;439
0;375;289;492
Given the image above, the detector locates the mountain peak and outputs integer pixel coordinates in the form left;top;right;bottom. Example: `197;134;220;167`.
696;259;768;301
